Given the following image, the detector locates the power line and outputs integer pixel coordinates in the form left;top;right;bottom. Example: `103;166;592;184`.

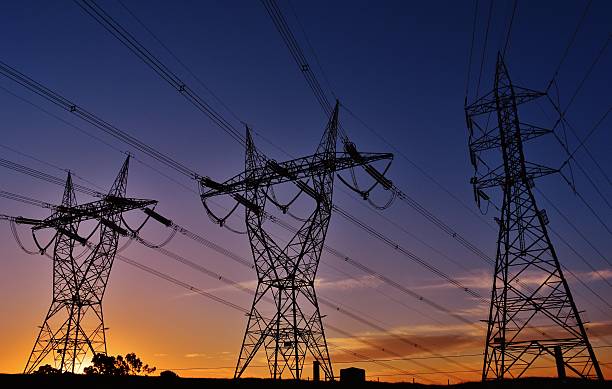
465;0;480;101
537;188;612;268
475;0;494;98
115;0;245;126
546;0;593;92
332;205;487;303
72;0;612;282
557;33;611;116
0;157;101;198
74;0;246;147
286;0;336;100
340;191;481;276
501;0;517;57
560;105;611;170
259;0;334;120
548;34;612;190
0;61;198;179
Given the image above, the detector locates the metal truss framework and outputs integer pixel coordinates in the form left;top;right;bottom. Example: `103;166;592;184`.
465;54;603;380
21;156;156;373
200;102;393;380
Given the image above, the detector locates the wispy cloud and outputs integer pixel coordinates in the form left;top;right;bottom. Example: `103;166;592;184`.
328;323;483;361
413;266;612;293
184;353;207;358
316;275;383;291
580;268;612;281
413;269;492;291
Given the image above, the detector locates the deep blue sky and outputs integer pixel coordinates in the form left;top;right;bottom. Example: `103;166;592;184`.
0;0;610;380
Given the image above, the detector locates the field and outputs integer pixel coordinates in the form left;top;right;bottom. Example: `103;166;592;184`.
0;375;609;388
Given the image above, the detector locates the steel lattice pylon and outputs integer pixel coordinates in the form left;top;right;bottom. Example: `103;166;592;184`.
465;54;603;380
200;102;393;380
22;156;156;373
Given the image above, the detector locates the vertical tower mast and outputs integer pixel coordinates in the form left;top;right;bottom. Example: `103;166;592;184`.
465;54;603;380
24;157;157;373
235;107;338;380
200;102;393;380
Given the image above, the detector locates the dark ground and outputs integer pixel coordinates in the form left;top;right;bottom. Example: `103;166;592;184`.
0;375;610;389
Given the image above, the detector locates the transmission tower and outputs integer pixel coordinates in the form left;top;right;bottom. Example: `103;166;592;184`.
465;54;603;380
200;102;393;380
19;156;156;373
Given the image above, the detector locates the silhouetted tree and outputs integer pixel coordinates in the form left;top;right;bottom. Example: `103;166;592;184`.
33;364;61;375
84;352;155;376
84;353;122;375
124;352;156;376
160;370;179;378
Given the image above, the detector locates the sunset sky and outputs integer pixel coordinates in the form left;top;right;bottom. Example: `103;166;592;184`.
0;0;610;384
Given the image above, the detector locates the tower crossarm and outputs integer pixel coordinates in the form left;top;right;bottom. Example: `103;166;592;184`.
472;162;558;189
465;86;545;116
31;196;156;230
469;123;552;153
200;151;392;198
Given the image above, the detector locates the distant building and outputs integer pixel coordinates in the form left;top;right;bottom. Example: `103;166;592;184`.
340;367;366;383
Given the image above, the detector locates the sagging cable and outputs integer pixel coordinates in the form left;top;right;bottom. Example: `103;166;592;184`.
136;228;177;249
367;189;397;211
202;197;241;226
10;220;39;255
32;229;59;254
266;185;303;214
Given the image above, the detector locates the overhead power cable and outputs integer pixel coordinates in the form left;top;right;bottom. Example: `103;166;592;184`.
465;0;480;103
73;0;246;147
115;0;245;126
501;0;517;58
259;0;334;120
0;61;197;179
475;0;494;98
548;34;612;190
0;157;101;198
0;190;56;210
546;0;593;92
560;106;611;171
333;205;487;303
537;188;612;269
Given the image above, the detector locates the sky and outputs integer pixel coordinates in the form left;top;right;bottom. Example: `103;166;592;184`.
0;0;610;384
